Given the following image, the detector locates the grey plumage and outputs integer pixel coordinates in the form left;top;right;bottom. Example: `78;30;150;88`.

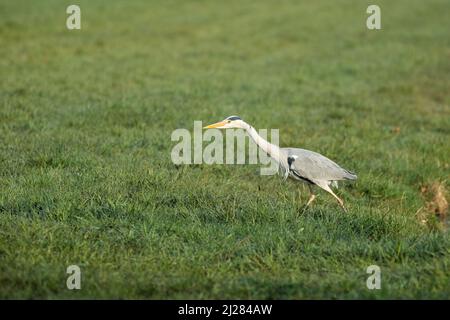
283;148;357;184
280;147;357;210
203;115;357;210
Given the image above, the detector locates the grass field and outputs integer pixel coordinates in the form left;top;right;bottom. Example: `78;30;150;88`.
0;0;449;299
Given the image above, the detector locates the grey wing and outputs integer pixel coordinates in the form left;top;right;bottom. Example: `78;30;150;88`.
282;148;357;183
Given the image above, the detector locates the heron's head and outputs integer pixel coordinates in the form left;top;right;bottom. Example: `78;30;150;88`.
203;116;245;129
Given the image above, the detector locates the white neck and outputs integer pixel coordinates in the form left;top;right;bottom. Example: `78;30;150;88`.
244;123;285;166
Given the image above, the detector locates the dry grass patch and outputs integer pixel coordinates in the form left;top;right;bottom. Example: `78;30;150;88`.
418;181;449;230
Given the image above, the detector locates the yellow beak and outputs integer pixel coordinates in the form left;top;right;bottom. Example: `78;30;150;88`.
203;120;227;129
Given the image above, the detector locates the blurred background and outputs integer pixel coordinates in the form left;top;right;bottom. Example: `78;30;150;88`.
0;0;449;299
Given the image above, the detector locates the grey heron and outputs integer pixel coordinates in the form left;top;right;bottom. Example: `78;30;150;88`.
204;116;357;211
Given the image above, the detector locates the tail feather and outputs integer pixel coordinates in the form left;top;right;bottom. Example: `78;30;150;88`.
344;170;357;180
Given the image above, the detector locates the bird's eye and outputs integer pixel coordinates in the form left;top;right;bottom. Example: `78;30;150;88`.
227;120;231;123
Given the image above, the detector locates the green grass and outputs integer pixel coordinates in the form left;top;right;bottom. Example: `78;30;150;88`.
0;0;449;299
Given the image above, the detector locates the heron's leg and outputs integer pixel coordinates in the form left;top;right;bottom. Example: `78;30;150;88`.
306;185;316;206
319;183;347;212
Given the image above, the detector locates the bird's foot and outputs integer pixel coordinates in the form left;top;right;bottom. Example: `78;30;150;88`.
338;201;348;213
306;194;316;207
